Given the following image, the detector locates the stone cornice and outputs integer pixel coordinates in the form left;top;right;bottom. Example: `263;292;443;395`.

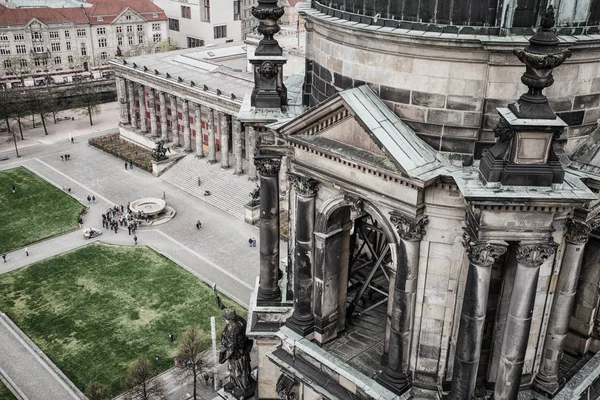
467;243;507;267
389;212;428;242
516;243;556;268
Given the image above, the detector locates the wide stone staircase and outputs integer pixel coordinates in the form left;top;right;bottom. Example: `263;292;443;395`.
159;154;256;220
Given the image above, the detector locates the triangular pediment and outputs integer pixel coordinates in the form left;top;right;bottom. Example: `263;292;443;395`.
25;18;47;29
113;8;145;24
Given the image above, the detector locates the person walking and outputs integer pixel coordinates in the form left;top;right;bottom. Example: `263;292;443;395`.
60;155;64;161
198;177;201;186
252;238;257;247
248;238;253;247
124;162;128;170
129;160;133;169
1;254;6;263
70;137;74;144
162;191;166;201
134;235;138;245
92;195;96;203
87;195;91;204
24;247;28;257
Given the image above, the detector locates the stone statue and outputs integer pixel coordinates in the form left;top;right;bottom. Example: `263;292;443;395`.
116;46;122;57
213;284;256;399
152;140;168;161
249;185;260;206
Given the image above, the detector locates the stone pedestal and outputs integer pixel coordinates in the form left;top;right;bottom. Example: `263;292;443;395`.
244;203;260;225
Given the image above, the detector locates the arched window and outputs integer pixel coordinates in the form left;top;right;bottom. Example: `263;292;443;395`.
3;59;11;69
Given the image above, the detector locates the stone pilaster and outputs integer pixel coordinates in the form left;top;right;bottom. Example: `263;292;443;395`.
449;242;507;400
220;113;230;169
116;77;129;125
285;174;319;335
182;100;192;153
494;243;556;400
148;88;157;137
207;108;217;164
233;118;243;175
159;91;168;141
169;95;180;147
247;126;257;180
138;85;147;133
127;81;137;129
195;104;204;158
256;156;282;304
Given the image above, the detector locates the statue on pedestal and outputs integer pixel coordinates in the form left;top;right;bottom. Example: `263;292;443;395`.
152;140;169;161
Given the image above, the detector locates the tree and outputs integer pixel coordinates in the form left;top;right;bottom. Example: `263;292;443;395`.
156;38;179;53
73;78;102;126
85;381;110;400
125;355;166;400
175;325;213;400
24;87;53;135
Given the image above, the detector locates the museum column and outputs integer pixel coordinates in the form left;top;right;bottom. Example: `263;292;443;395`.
138;85;147;133
128;81;138;129
195;104;204;158
182;100;192;153
159;92;168;141
534;221;590;395
220;113;230;169
207;108;217;164
148;88;157;137
494;243;556;400
255;156;282;303
380;213;429;393
116;77;129;125
169;95;180;147
286;174;318;334
247;126;257;180
448;242;507;400
233;118;244;175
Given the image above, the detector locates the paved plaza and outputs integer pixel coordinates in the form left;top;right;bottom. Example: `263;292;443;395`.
0;104;265;399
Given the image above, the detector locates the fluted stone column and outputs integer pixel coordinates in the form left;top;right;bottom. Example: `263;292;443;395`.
116;77;129;125
207;108;217;164
247;126;257;180
159;92;168;141
148;88;157;137
494;243;556;400
128;81;137;129
138;85;147;133
449;242;507;400
233;118;243;175
380;214;429;393
220;113;230;169
169;95;180;147
255;157;282;303
195;104;204;158
286;174;319;335
182;100;192;153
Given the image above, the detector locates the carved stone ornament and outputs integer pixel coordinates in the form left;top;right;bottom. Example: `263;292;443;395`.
516;243;556;268
468;243;507;267
343;193;364;213
494;121;514;142
254;157;281;177
565;220;591;244
260;61;278;80
275;373;296;400
588;216;600;231
390;212;428;242
288;174;319;197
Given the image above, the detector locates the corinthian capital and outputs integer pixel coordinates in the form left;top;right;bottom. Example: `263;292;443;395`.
565;220;591;244
468;243;507;267
516;243;556;268
288;174;319;196
254;157;281;177
390;212;428;242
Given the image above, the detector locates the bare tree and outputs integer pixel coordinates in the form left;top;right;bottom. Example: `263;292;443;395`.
175;325;213;400
85;381;110;400
24;88;53;135
73;78;102;126
125;355;166;400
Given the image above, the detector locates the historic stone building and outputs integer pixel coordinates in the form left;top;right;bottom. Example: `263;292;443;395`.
240;0;600;399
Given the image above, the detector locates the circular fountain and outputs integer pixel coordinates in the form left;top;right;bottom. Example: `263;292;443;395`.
129;198;175;225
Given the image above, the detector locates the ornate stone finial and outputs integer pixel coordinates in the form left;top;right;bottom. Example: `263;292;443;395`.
344;194;364;214
251;0;284;57
565;220;591;244
509;5;572;120
254;157;281;177
390;212;428;242
288;174;319;197
467;243;507;267
516;243;556;268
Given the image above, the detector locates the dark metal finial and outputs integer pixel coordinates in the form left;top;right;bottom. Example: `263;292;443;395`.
541;5;556;29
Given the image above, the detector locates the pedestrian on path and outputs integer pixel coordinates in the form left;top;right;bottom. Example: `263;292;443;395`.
25;247;28;257
162;191;166;200
248;238;253;247
64;154;68;161
134;235;138;245
252;238;257;247
60;155;64;161
71;137;74;144
124;162;128;170
1;254;5;263
198;177;201;186
92;195;96;203
87;195;91;204
129;160;133;169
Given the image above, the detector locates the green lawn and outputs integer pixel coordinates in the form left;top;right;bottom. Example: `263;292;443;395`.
0;243;245;397
0;167;84;253
0;380;17;400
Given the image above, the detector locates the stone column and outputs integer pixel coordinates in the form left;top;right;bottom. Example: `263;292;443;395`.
220;113;230;169
493;243;556;400
534;221;590;395
182;100;192;153
116;77;129;125
448;242;507;400
169;95;180;147
148;88;157;137
233;118;243;175
128;81;137;129
159;92;168;141
247;126;257;180
195;104;204;158
255;157;282;304
380;214;429;393
207;108;217;164
286;174;319;335
138;85;147;133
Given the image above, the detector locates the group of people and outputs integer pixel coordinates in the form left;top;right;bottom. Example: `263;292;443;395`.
60;154;72;161
102;204;140;235
124;160;134;170
86;195;96;204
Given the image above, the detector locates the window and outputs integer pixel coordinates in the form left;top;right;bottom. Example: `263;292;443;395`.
80;43;87;56
100;51;108;60
153;33;161;43
233;0;240;21
32;45;44;53
97;16;103;22
181;5;191;19
97;27;106;35
137;24;143;32
187;37;204;48
51;42;61;51
49;31;59;39
138;34;143;44
152;13;158;19
168;18;179;31
34;58;41;67
152;23;160;31
118;37;123;46
126;14;132;20
77;29;86;37
0;45;10;55
127;25;133;33
64;30;70;38
54;56;61;65
214;25;226;39
98;38;107;47
202;0;210;21
128;36;134;45
16;44;26;54
4;60;11;69
68;55;73;64
116;26;122;34
20;59;27;68
32;31;43;41
0;34;8;41
66;41;71;50
14;33;24;41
